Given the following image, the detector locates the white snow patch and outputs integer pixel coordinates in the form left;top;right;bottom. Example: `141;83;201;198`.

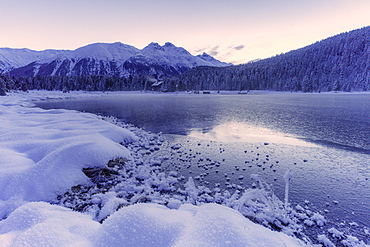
94;203;304;247
0;202;100;247
0;91;136;202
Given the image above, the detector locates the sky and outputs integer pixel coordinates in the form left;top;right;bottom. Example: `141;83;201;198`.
0;0;369;64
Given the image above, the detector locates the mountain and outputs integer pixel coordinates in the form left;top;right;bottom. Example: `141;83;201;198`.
2;42;231;78
168;26;370;92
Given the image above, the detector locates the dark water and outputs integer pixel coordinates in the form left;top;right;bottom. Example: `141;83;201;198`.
36;92;370;235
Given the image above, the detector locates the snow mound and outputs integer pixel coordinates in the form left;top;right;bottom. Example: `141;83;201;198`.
95;203;305;247
0;202;100;247
0;92;137;202
0;202;304;247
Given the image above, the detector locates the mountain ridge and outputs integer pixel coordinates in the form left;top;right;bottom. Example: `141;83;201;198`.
1;42;231;77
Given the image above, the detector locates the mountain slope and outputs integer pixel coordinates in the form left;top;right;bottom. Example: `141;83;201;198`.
3;42;230;78
0;48;64;73
170;26;370;92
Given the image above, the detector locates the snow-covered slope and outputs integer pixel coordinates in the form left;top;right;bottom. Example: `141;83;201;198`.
69;42;140;61
3;42;231;78
196;52;232;66
141;42;230;68
0;48;64;73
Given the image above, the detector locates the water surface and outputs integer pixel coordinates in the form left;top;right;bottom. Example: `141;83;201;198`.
37;92;370;151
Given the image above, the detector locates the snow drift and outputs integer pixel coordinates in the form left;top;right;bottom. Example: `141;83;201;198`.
0;92;137;202
0;202;304;247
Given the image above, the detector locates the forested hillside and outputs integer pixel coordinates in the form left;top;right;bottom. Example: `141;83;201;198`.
164;26;369;92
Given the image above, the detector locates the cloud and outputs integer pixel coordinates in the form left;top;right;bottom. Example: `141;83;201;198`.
208;46;219;56
191;46;219;56
233;45;245;51
194;48;207;54
192;44;249;65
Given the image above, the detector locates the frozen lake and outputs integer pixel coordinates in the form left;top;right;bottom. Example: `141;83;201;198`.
36;92;369;237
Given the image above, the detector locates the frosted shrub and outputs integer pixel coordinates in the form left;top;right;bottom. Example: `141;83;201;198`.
328;227;344;239
284;169;292;210
235;173;301;236
236;188;276;221
341;236;367;247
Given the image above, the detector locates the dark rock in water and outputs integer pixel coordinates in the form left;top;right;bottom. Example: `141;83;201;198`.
83;166;119;184
83;158;126;184
71;185;82;193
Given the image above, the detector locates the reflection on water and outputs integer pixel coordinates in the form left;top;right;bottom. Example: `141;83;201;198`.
188;121;318;146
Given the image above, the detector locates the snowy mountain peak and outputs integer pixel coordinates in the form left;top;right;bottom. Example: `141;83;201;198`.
144;42;165;51
196;52;233;66
197;52;213;60
70;42;139;61
163;43;191;56
3;41;231;77
164;42;175;47
142;42;191;56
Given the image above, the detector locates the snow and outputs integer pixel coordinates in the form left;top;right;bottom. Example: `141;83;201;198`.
95;203;303;247
141;42;229;68
0;202;100;247
196;52;233;66
71;42;140;61
1;42;230;75
317;234;336;247
0;91;368;247
284;169;292;209
0;202;302;247
328;227;344;239
0;48;63;72
37;42;140;64
0;97;136;202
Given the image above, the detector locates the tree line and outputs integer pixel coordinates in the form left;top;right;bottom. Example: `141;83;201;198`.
0;74;160;93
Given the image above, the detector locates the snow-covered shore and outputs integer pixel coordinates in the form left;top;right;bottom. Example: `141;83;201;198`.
0;91;367;246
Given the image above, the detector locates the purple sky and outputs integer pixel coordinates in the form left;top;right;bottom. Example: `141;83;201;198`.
1;0;369;64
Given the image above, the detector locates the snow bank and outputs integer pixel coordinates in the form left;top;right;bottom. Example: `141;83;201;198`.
0;91;137;202
95;203;304;247
0;202;100;247
0;202;303;247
